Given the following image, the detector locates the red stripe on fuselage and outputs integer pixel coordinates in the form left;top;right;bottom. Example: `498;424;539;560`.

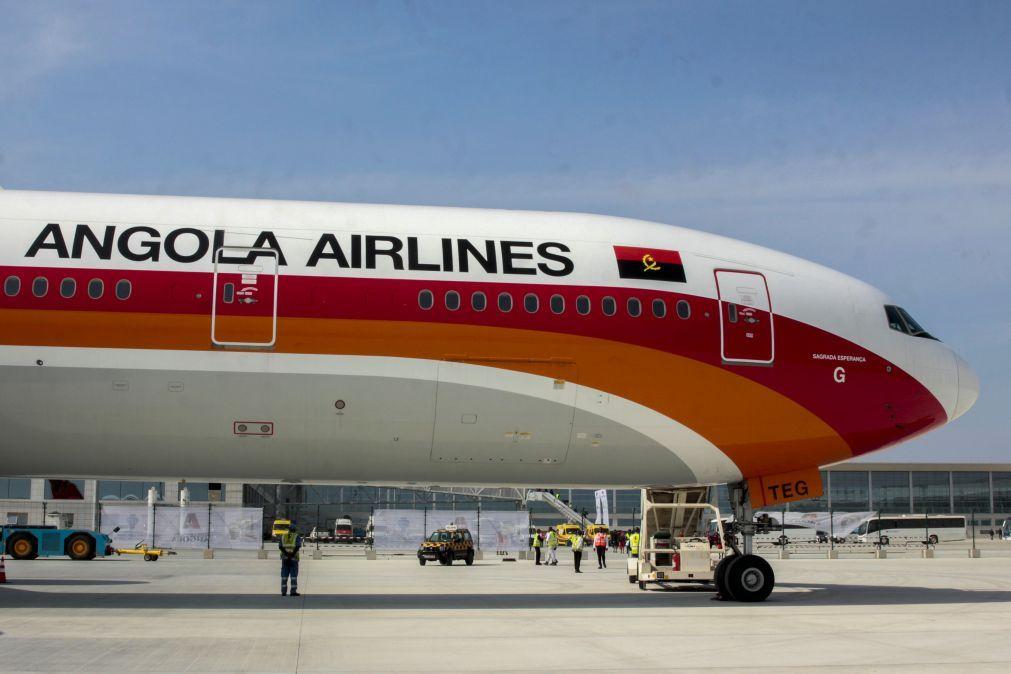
0;264;946;456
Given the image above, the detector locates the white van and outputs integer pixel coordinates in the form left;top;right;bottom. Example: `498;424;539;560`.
854;515;965;545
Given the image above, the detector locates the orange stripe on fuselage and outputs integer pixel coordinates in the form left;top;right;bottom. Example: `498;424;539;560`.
0;308;853;477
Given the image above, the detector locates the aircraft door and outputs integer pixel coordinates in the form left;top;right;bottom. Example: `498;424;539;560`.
211;247;279;347
715;270;774;364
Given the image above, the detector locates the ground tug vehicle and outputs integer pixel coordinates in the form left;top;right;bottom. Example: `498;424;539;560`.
627;487;776;602
2;524;116;560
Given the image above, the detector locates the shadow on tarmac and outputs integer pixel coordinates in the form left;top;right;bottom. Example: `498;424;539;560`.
3;579;149;586
1;583;1010;609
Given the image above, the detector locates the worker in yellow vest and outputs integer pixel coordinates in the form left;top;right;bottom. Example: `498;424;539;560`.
279;523;302;597
545;528;559;566
629;528;641;557
570;528;585;573
532;529;543;565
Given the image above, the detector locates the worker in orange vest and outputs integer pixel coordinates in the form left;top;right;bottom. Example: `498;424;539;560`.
593;529;608;569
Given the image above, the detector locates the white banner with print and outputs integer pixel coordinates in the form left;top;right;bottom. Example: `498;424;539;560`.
372;509;427;551
210;507;263;549
154;506;210;548
424;510;477;537
594;489;610;526
100;504;150;547
758;511;875;538
478;511;530;551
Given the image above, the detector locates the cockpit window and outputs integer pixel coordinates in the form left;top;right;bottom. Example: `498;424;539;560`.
884;305;938;341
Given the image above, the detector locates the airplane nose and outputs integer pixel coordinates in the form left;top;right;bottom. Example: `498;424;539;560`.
951;353;979;421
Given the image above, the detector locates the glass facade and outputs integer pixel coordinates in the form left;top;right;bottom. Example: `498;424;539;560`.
952;472;990;513
993;473;1011;512
871;471;910;513
0;478;30;499
44;479;86;500
829;471;870;510
912;471;951;514
98;481;163;501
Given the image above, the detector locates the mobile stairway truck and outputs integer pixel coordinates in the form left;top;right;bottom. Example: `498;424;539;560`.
626;487;776;602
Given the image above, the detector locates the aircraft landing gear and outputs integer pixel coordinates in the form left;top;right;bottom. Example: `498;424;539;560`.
716;482;776;602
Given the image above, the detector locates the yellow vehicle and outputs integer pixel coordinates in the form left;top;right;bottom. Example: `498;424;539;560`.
555;523;584;546
586;524;609;539
417;526;475;566
271;519;292;540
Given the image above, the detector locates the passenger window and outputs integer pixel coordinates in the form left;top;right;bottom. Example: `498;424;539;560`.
651;298;666;318
223;283;235;303
602;296;616;316
32;277;48;298
676;300;691;320
524;293;539;313
627;297;642;317
471;291;487;312
550;295;565;314
498;292;513;312
88;279;104;299
60;278;76;298
576;295;591;315
728;304;738;323
418;289;434;310
445;290;461;311
4;275;21;297
115;280;132;301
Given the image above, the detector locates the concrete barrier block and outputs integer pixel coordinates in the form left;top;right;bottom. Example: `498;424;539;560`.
969;548;981;558
365;550;377;560
921;548;934;558
473;551;483;561
875;549;887;559
826;549;838;559
312;548;323;560
203;549;214;559
517;551;527;560
778;549;790;560
257;549;268;560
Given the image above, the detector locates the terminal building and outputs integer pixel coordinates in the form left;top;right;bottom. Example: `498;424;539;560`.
2;461;1010;535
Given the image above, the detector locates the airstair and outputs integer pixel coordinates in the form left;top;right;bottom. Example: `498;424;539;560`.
524;489;583;523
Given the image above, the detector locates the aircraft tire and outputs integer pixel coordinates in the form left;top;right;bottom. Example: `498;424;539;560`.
714;555;738;600
725;554;774;602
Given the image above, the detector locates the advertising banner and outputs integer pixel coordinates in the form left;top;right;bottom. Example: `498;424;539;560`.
478;511;530;552
154;506;210;549
100;504;149;547
594;489;610;526
372;509;426;551
210;507;263;550
424;510;477;537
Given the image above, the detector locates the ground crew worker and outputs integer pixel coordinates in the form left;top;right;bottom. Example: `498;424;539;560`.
532;528;543;565
593;529;608;569
545;528;559;566
279;523;302;597
629;528;641;558
570;528;584;573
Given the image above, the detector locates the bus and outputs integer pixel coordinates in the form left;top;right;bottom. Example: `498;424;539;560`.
853;515;966;545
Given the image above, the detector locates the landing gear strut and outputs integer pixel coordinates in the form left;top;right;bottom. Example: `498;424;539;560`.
714;482;776;602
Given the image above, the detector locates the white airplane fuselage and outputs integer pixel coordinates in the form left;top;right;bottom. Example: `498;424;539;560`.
0;190;978;502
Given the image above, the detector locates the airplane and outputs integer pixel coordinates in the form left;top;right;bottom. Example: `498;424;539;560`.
0;189;978;599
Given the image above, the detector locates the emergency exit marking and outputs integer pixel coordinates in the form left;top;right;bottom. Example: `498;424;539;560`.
234;421;274;436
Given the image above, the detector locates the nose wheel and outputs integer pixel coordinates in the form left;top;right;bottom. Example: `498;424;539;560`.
714;554;775;602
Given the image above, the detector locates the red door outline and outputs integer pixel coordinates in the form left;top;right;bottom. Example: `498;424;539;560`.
714;269;774;365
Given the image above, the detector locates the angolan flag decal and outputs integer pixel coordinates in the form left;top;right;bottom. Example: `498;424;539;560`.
613;246;686;283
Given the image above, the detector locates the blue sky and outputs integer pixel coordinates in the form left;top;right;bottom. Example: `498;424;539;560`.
1;1;1009;461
